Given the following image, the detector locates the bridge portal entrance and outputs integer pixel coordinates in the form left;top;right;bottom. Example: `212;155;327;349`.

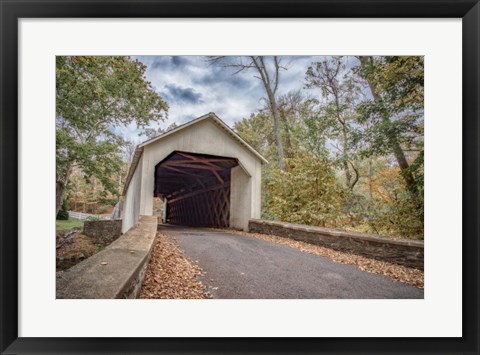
155;151;238;227
122;113;266;233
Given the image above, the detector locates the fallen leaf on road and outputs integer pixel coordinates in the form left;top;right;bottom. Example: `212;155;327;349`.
216;228;424;289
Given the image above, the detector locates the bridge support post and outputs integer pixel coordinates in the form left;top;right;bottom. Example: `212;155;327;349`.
229;166;252;231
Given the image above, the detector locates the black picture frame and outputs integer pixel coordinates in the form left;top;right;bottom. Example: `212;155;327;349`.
1;1;478;354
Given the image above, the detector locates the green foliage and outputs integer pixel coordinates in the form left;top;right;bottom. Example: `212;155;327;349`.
405;150;424;197
365;171;424;238
353;56;424;160
367;197;424;239
56;199;69;220
234;111;277;157
265;153;348;228
56;56;168;131
236;56;424;238
56;56;168;206
360;56;424;112
305;57;362;190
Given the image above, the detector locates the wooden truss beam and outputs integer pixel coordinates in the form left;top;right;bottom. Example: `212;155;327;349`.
161;165;206;188
168;182;228;203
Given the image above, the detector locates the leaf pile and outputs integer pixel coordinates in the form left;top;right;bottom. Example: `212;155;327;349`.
139;233;211;299
222;229;424;288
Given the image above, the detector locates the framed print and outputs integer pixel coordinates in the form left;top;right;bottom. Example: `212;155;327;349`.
1;0;479;354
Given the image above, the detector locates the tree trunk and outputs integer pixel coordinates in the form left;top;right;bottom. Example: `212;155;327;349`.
359;57;417;196
55;163;73;215
251;56;286;171
334;92;355;190
368;159;373;200
388;131;417;195
341;125;352;189
56;181;66;215
279;111;294;159
261;75;286;170
268;94;286;170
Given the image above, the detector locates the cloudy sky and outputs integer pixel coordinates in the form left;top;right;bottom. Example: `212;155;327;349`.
126;55;338;143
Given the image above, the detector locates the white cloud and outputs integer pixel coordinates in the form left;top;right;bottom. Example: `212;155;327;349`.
126;55;330;142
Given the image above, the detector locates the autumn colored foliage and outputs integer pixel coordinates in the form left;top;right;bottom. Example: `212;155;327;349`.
235;56;424;239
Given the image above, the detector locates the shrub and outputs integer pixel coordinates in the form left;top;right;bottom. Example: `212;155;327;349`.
56;199;69;220
264;153;348;228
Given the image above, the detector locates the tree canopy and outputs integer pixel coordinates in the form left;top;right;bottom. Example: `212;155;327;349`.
56;56;168;214
235;56;424;239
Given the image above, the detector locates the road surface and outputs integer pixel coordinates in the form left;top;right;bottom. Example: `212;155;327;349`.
158;225;424;299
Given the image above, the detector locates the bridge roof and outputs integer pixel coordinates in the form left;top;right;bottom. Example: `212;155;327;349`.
122;112;268;196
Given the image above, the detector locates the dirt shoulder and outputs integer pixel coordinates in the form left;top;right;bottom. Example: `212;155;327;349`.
56;231;110;271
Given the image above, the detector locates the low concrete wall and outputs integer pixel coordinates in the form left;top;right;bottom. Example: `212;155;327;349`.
249;219;424;270
83;219;122;244
57;216;158;299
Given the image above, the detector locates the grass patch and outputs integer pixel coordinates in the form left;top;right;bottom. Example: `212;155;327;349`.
56;217;84;234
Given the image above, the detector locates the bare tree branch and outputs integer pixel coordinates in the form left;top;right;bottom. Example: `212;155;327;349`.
208;55;288;170
273;56;280;95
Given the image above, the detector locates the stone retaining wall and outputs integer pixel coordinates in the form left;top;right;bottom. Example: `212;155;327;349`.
83;219;122;244
56;216;158;299
248;219;424;270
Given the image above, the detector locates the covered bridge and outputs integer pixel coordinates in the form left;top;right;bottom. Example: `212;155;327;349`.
121;113;267;233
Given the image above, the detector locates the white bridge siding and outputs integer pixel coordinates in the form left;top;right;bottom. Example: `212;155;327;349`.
122;114;265;233
122;156;142;233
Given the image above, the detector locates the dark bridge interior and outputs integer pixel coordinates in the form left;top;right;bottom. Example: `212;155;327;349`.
154;151;238;227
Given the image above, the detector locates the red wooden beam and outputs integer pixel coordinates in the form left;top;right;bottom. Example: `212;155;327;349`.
162;162;224;171
166;158;236;164
161;165;206;188
173;152;232;184
162;163;224;183
168;183;228;203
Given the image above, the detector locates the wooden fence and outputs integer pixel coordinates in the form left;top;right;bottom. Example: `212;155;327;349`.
68;210;112;221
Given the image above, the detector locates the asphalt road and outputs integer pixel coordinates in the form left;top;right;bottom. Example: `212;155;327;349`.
158;225;424;299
